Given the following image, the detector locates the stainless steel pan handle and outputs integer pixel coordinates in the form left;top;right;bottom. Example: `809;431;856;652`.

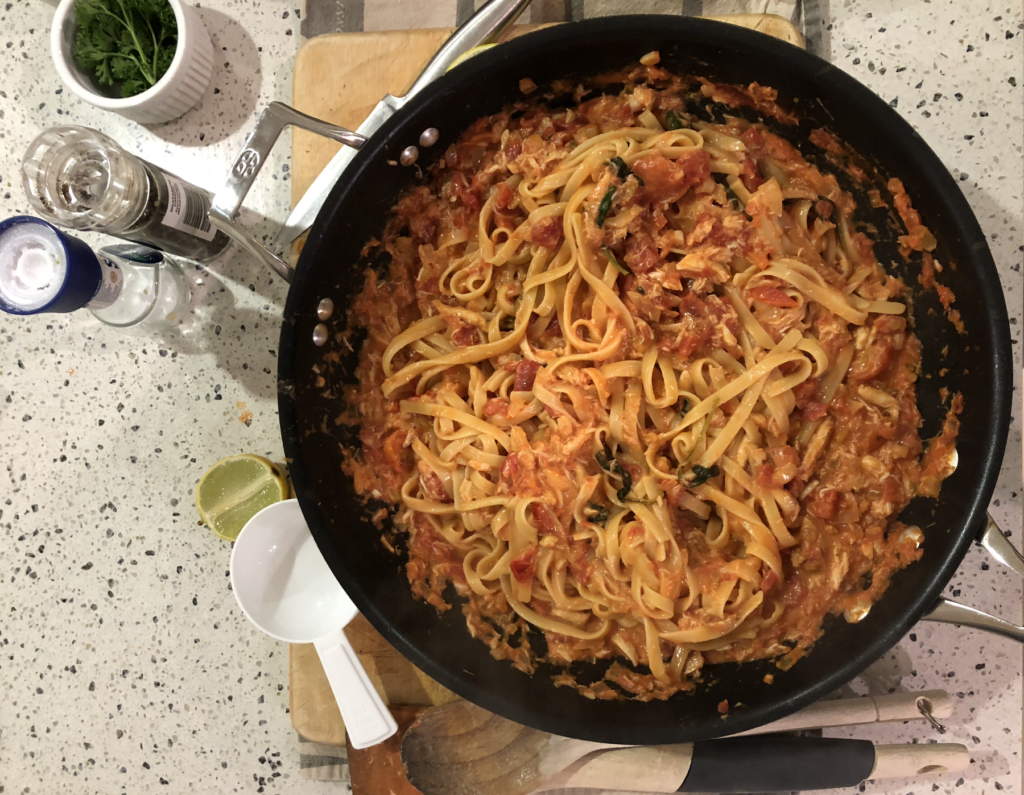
405;0;530;97
922;514;1024;642
209;102;366;282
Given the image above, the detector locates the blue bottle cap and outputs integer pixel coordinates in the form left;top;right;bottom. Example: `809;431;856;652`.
0;215;103;315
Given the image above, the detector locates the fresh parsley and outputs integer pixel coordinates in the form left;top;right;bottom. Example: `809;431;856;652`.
73;0;178;99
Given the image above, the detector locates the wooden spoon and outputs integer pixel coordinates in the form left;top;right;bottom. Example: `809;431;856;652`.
401;700;970;795
400;700;624;795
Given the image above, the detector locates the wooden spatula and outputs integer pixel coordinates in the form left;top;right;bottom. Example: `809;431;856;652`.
400;701;970;795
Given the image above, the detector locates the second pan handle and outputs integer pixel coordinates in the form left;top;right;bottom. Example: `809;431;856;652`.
922;514;1024;642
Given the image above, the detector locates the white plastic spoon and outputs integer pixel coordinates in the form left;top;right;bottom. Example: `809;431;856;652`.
229;499;397;749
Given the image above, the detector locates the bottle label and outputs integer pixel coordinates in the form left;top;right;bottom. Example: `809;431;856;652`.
87;257;126;309
161;174;217;242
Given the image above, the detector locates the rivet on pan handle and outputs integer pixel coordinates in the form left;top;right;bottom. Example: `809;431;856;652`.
922;514;1024;643
210;101;366;282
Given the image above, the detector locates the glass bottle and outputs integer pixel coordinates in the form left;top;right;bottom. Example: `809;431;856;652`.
21;126;231;262
0;215;188;333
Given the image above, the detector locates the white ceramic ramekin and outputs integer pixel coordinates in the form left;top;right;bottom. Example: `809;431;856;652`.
50;0;214;125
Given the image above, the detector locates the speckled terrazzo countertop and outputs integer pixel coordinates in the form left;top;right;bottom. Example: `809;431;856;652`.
0;1;1020;793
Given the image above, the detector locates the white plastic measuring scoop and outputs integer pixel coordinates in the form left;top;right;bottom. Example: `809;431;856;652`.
230;499;398;749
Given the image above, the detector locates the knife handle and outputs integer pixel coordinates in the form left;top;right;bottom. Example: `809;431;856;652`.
545;736;969;793
405;0;532;98
679;735;875;792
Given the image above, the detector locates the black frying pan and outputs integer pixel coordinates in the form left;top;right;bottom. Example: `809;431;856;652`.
274;17;1012;744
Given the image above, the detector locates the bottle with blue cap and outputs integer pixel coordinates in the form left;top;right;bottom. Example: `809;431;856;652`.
0;216;188;332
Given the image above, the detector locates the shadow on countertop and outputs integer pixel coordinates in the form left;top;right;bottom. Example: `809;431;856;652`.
146;7;262;146
163;213;291;399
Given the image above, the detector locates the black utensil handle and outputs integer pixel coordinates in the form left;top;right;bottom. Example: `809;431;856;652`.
679;735;875;793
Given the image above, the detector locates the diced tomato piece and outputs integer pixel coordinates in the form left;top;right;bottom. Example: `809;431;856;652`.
792;379;817;404
579;95;636;129
755;464;775;490
631;150;711;204
504;136;522;161
408;214;437;243
849;343;891;381
417;464;449;502
748;284;798;308
742;127;765;149
624;233;660;274
500;453;519;483
510;544;538;583
741;155;765;192
494;182;514;210
529;502;562;538
449;171;480;212
530;217;562;248
483;398;509;417
514;359;541;392
451;323;479;348
803;402;828;421
807;488;839;520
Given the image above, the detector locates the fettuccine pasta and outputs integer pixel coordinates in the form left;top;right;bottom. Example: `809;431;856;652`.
344;62;961;701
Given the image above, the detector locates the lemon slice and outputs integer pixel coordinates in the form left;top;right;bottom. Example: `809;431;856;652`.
195;454;289;541
447;43;497;71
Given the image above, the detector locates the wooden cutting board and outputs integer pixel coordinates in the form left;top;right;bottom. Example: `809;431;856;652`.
288;14;804;748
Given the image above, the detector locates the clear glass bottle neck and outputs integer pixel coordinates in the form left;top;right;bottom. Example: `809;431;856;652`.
89;249;188;331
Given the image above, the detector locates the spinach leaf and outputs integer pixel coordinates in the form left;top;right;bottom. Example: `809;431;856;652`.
585;502;609;525
596;445;637;502
596;187;616;226
615;467;633;503
602;246;630;275
665;110;684;130
690;464;721;487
